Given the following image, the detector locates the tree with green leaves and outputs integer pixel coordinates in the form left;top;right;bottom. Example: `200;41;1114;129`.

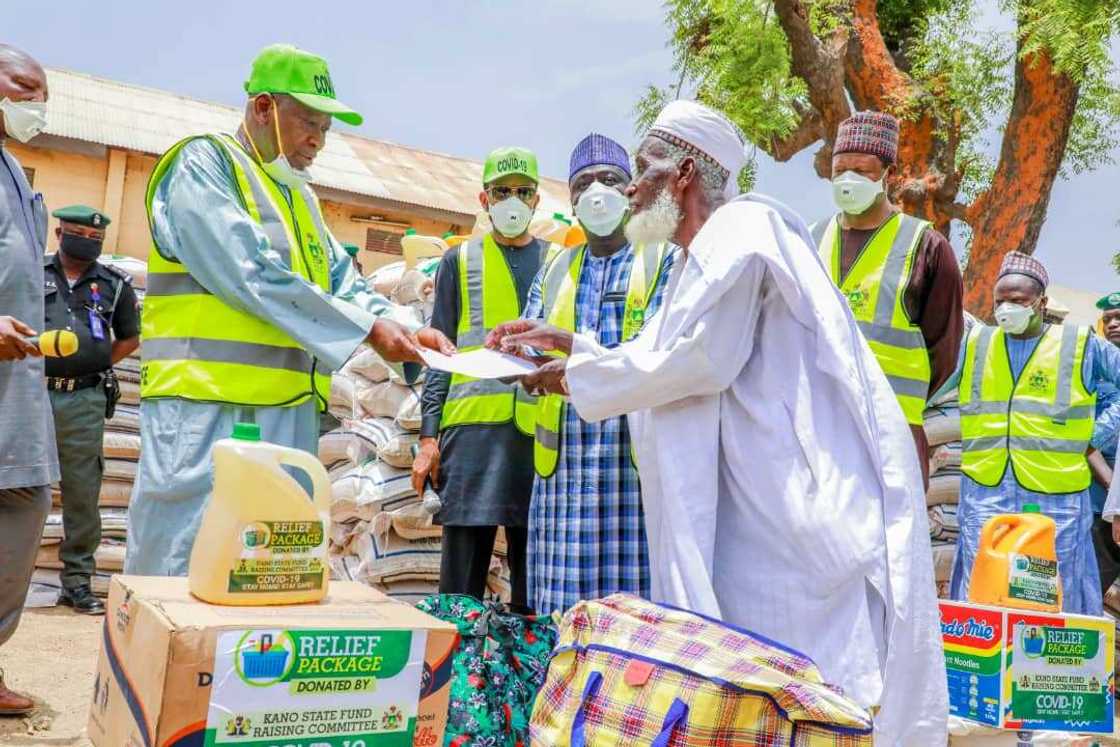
638;0;1120;314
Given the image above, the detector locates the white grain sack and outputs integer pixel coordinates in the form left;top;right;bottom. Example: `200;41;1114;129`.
330;461;415;523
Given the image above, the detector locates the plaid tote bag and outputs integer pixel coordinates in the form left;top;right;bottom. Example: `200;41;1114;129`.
529;595;874;746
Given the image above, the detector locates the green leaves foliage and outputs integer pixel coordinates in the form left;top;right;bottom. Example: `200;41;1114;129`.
633;0;806;146
639;0;1118;187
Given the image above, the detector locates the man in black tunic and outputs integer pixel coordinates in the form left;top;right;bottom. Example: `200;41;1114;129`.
413;147;547;610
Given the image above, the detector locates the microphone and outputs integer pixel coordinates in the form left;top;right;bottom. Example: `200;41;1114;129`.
29;330;79;357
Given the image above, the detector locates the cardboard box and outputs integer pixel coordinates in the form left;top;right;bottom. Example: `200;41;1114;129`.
940;600;1116;734
88;576;457;747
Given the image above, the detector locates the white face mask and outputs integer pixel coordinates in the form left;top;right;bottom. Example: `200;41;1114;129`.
994;301;1036;335
574;181;629;237
262;152;312;188
832;170;884;215
246;100;313;189
0;98;47;143
489;196;534;238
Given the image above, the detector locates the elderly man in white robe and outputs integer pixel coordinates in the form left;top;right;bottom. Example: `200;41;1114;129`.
487;101;947;744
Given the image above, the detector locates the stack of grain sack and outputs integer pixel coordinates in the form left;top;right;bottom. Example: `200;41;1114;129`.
925;386;962;599
923;312;975;600
321;258;514;605
29;256;147;604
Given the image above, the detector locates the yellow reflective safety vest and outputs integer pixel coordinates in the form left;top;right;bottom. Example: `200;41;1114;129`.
439;235;558;434
534;242;668;477
959;324;1095;494
140;133;334;409
813;213;931;425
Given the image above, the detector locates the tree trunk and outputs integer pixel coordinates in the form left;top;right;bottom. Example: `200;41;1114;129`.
844;0;959;234
754;0;1081;315
963;47;1080;316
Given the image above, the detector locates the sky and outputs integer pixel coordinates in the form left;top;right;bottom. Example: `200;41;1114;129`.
6;0;1118;293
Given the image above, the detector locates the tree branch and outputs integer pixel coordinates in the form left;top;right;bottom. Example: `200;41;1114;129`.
844;0;913;111
773;0;851;170
767;106;825;161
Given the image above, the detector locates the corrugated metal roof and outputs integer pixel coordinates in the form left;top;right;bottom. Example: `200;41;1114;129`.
41;68;570;219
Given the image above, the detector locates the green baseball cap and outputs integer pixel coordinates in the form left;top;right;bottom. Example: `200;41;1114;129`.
245;44;363;126
482;146;539;185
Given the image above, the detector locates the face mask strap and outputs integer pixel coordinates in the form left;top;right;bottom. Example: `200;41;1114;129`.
244;95;282;165
271;102;289;163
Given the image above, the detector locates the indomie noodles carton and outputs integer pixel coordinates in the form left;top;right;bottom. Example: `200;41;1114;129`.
939;600;1115;734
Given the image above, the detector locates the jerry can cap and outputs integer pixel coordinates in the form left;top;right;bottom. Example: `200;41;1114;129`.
232;422;261;441
1023;503;1041;513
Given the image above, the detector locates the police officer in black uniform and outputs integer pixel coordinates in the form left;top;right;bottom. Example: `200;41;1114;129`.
43;205;140;614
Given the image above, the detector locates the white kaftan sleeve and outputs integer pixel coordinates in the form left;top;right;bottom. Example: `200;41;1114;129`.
566;258;768;423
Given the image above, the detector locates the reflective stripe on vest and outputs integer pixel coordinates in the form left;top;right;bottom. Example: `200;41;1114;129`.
534;242;667;478
813;213;931;425
440;235;556;434
959;324;1095;494
140;133;333;409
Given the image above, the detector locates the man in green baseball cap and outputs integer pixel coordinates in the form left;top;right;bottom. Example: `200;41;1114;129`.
126;43;454;577
412;145;549;610
245;43;362;126
240;43;362;184
481;146;540;239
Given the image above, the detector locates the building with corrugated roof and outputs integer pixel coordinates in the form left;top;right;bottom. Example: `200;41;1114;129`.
10;68;572;270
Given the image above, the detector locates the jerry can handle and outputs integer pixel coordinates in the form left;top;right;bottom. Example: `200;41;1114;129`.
276;448;333;520
980;515;1017;551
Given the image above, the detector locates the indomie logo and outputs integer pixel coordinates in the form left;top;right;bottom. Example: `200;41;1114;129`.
313;74;335;97
941;616;996;641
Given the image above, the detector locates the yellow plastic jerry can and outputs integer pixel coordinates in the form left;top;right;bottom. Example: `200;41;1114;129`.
188;423;331;606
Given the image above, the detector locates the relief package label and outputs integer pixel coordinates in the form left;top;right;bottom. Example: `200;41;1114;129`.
229;521;325;593
939;602;1004;726
204;627;427;747
1007;553;1059;607
1012;618;1106;730
1007;618;1113;733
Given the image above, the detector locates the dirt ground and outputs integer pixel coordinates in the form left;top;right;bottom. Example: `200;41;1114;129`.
0;608;99;746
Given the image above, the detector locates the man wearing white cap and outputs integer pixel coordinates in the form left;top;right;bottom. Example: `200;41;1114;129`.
488;100;947;744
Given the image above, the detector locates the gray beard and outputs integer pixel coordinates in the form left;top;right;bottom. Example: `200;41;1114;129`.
625;187;681;247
